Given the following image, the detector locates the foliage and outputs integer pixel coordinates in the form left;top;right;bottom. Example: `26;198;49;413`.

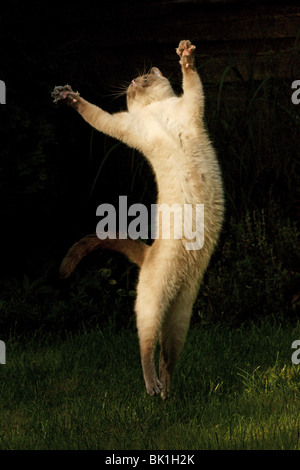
195;209;299;325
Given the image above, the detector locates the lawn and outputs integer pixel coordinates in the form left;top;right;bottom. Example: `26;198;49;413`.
0;320;299;450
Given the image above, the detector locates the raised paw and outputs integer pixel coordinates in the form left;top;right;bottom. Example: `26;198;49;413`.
51;84;80;108
176;40;196;69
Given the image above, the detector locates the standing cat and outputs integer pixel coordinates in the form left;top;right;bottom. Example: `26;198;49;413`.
52;40;224;398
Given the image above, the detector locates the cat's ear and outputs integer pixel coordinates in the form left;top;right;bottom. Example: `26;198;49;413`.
151;67;163;77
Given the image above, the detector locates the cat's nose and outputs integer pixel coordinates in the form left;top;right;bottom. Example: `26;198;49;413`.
131;79;136;87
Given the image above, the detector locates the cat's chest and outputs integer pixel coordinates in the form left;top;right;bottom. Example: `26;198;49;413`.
140;108;188;147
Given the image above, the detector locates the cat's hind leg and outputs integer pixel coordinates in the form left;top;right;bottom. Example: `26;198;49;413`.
135;280;170;396
159;286;195;399
135;242;184;396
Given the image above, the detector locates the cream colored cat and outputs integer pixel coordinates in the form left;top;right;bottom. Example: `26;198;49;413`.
52;40;224;398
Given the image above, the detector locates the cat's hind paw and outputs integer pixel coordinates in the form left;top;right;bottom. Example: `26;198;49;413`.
176;40;196;69
145;377;163;396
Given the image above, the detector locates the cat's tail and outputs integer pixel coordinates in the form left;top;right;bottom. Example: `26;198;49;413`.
59;233;149;279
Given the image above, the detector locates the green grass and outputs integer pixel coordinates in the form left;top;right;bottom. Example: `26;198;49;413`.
1;320;300;450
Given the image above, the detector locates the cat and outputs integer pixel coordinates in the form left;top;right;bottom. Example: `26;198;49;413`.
52;40;224;398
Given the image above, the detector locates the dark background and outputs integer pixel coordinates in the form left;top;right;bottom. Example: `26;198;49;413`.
0;0;299;335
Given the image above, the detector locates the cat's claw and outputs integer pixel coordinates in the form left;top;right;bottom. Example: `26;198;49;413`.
176;40;196;69
51;85;80;107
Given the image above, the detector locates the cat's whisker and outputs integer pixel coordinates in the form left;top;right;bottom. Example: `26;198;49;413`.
105;82;131;100
106;90;127;98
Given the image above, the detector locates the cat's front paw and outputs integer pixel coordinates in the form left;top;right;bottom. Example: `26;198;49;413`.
176;40;196;69
51;85;80;108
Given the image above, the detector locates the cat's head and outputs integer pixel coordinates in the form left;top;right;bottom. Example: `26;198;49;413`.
126;67;174;109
